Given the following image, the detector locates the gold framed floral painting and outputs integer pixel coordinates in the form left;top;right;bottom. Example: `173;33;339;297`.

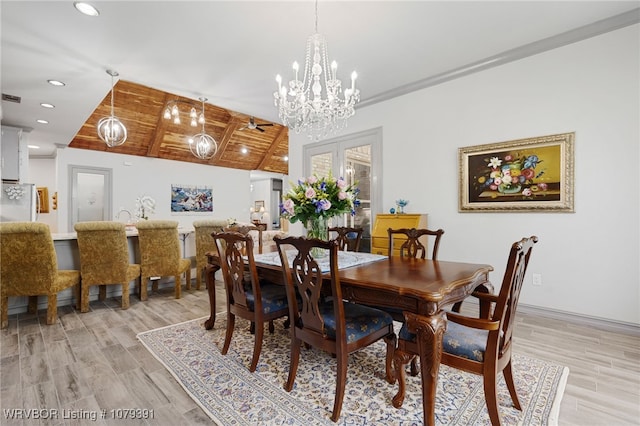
459;132;574;212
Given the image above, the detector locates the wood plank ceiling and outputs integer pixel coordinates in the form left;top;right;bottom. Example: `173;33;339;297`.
69;80;289;174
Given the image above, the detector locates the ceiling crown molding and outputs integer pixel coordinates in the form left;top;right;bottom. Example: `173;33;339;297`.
359;8;640;110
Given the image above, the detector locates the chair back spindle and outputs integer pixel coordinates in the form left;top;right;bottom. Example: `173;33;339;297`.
388;227;444;260
329;226;363;252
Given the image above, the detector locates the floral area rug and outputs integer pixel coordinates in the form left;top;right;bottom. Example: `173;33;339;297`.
137;316;568;425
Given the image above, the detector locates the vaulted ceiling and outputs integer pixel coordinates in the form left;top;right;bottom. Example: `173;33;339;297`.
68;80;289;174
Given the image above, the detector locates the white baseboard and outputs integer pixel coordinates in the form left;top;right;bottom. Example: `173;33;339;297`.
517;303;640;337
455;298;639;336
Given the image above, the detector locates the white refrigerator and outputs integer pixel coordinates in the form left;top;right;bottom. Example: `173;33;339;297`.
0;183;38;222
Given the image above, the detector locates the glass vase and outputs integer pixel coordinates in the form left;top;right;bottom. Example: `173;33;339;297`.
305;216;329;258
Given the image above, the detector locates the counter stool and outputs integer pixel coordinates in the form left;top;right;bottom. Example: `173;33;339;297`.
136;220;191;300
74;221;140;312
0;222;80;328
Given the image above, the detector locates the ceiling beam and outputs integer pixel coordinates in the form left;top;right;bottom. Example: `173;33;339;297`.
208;117;241;165
147;93;173;157
257;126;287;171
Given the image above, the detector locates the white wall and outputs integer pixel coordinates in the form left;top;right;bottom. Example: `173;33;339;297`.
57;148;252;229
289;25;639;325
54;148;254;257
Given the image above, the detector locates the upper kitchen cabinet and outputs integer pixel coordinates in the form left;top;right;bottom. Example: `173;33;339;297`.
1;126;27;182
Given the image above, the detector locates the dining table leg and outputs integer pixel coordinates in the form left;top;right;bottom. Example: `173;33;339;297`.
203;263;219;330
403;310;447;426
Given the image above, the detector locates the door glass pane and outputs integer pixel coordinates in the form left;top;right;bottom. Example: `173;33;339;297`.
310;152;332;177
77;173;105;221
345;145;371;251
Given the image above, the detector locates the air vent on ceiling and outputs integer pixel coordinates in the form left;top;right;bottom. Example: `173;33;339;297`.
2;93;21;103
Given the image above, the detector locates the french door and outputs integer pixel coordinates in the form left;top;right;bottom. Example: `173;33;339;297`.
304;128;382;251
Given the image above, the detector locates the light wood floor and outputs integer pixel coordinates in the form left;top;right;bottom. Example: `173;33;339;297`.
1;281;638;425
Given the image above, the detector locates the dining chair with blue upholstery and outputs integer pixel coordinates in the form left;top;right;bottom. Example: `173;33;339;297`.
387;227;444;260
384;227;445;376
274;235;396;422
213;231;289;372
395;236;538;426
328;226;363;252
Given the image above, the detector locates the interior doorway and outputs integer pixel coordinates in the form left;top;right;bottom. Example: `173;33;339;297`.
68;165;112;230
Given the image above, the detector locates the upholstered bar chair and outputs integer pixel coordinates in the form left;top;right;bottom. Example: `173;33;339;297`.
213;231;289;372
274;235;396;422
328;226;363;252
74;221;140;312
0;222;80;328
396;236;538;426
136;220;191;300
193;219;228;289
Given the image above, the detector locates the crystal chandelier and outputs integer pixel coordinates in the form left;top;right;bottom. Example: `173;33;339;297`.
273;0;359;140
187;97;218;160
163;99;205;127
97;70;127;147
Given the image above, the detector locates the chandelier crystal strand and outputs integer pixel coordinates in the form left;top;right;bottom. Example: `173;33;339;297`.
273;0;359;140
188;97;218;160
97;69;127;147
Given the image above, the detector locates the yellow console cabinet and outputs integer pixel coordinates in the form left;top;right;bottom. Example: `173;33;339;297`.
371;213;428;256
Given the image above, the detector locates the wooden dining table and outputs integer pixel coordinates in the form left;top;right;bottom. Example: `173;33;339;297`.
205;251;493;426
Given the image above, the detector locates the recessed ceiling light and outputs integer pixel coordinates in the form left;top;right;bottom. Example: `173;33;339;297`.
283;156;289;162
36;119;49;124
241;148;248;154
28;145;40;150
74;2;100;17
47;79;65;86
40;103;55;108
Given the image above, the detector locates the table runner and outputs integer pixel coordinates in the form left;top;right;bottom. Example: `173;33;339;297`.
253;250;387;273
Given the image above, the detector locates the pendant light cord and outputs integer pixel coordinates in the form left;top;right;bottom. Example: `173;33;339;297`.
314;0;318;33
201;98;206;133
110;73;115;115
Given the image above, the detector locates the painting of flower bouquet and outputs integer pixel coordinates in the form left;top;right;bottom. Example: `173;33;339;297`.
459;133;574;212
